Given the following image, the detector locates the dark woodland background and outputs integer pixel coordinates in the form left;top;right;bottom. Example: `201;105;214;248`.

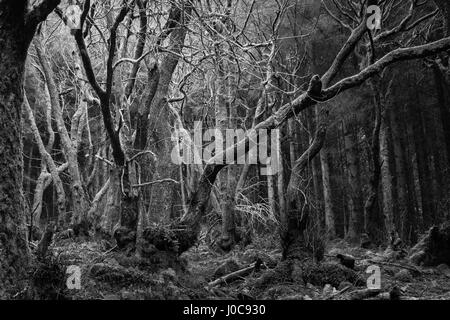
1;0;450;300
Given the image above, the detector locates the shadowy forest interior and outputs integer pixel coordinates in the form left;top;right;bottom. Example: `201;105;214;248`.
1;0;450;300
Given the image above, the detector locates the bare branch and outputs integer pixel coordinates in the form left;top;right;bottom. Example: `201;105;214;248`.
132;179;180;188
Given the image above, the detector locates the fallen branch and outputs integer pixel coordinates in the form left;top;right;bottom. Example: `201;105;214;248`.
128;150;156;163
95;154;114;166
208;260;262;287
368;260;422;275
326;285;352;300
102;245;118;255
132;178;180;188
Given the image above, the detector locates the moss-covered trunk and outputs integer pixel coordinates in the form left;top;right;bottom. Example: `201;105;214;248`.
0;1;31;287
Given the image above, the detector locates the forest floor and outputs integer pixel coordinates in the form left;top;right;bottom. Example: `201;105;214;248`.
31;232;450;300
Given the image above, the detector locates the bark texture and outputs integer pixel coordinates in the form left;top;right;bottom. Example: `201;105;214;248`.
0;0;61;287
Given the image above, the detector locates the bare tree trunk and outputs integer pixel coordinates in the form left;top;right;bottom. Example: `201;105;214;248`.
410;100;434;229
380;105;396;242
344;118;363;242
87;179;110;230
364;81;384;244
421;99;443;222
34;35;90;229
215;52;238;251
283;113;328;260
204;3;241;251
319;150;335;238
432;66;450;167
406;116;425;231
24;93;66;227
267;172;277;217
316;105;335;239
103;167;121;234
277;127;287;232
31;169;50;229
390;104;417;243
223;101;239;251
235;164;251;197
288;119;297;166
306;108;322;207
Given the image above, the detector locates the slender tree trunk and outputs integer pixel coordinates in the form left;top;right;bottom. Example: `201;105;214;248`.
87;178;110;230
267;171;277;216
277;127;287;232
390;104;417;243
380;105;396;241
364;81;384;244
288;119;297;167
215;51;238;251
410;101;434;228
103;166;121;234
432;66;450;167
283;114;328;260
344;118;363;242
316;105;335;239
223;97;239;251
405;115;425;231
337;124;349;237
307;108;322;205
422;100;443;223
34;35;90;228
24;93;66;227
31;169;50;230
319;150;335;238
